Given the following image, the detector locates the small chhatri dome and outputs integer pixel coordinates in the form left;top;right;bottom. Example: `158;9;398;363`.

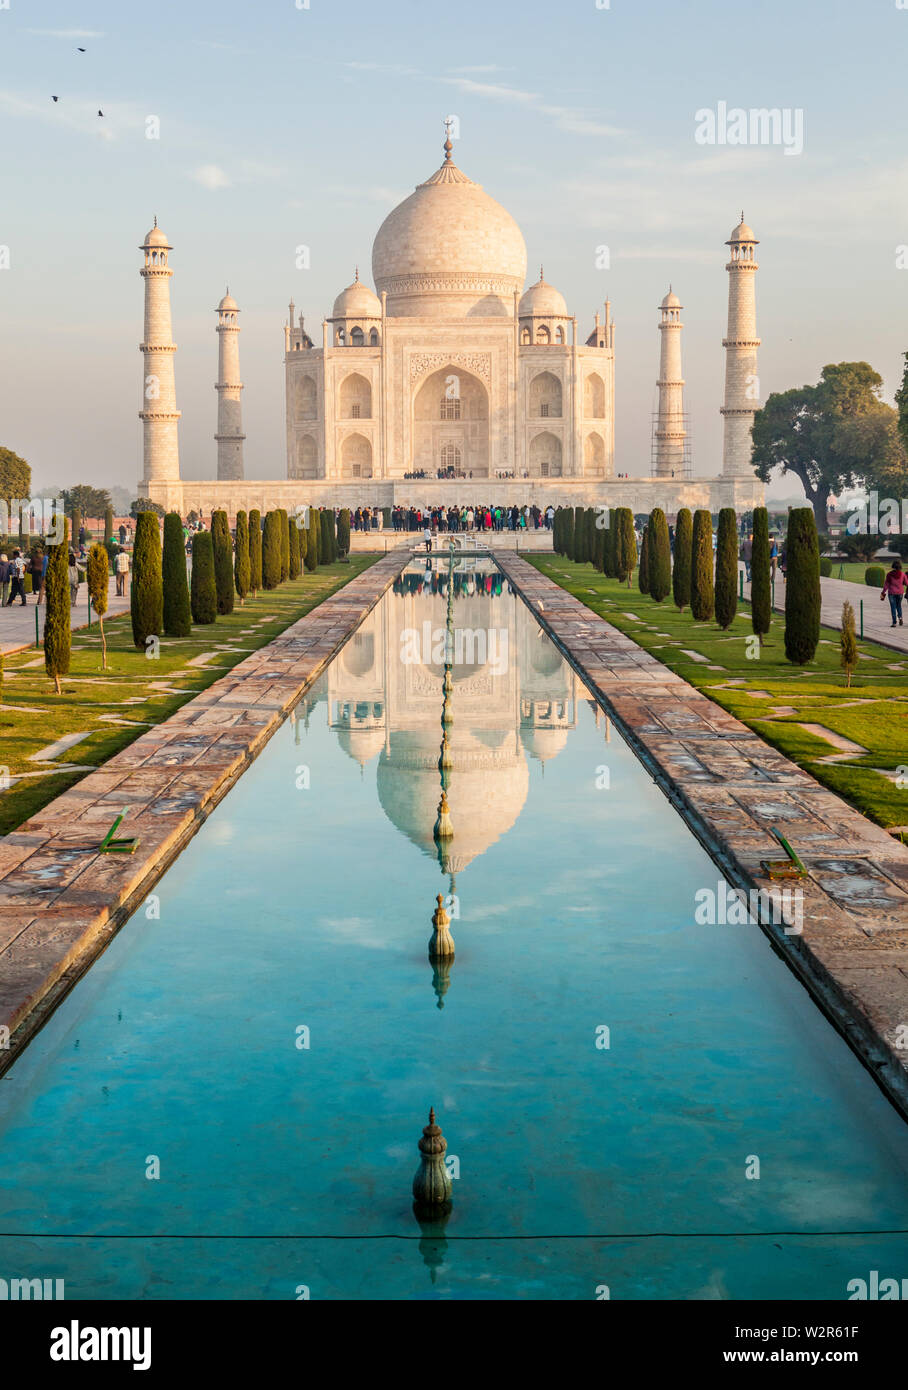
519;268;568;318
728;214;758;244
142;219;170;249
218;288;238;312
332;269;382;319
660;287;682;309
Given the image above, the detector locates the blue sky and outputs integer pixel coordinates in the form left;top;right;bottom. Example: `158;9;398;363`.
2;0;907;498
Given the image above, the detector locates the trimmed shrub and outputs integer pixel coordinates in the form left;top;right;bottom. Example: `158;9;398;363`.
262;511;282;589
163;511;191;637
614;508;637;585
673;508;692;611
44;517;71;692
714;508;738;629
638;524;650;593
130;509;163;649
305;511;319;572
865;565;886;587
71;505;82;548
279;508;290;582
337;507;351;558
235;510;251;602
784;507;821;666
751;506;771;643
840;600;858;687
690;510;714;621
104;504;115;545
248;509;262;595
211;510;234;615
288;514;301;579
648;508;671;602
87;542;110;668
190;530;217;624
819;557;832;578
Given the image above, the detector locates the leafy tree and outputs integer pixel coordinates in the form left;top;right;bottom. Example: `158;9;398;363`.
840;600;858;687
211;510;235;614
750;506;771;644
64;484;111;521
0;446;31;517
337;508;351;559
648;508;671;602
130;497;166;518
690;510;714;621
614;508;637;586
262;511;282;589
87;543;110;668
248;509;262;596
638;524;650;593
714;508;739;629
752;362;906;533
838;534;882;563
162;512;191;636
190;530;217;624
305;510;319;572
235;511;251;601
131;510;163;650
784;507;821;665
44;517;71;693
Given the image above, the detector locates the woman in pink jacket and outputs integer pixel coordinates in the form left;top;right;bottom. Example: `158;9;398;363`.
881;558;907;627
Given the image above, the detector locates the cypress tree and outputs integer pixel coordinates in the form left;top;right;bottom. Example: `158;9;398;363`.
714;507;739;630
552;507;561;554
162;511;191;637
840;600;858;687
690;510;714;621
784;507;821;666
328;508;337;562
262;510;282;589
87;542;110;668
104;503;115;545
211;510;235;615
279;508;290;582
592;510;605;572
603;512;616;578
586;507;597;566
563;507;575;561
638;524;650;593
71;504;82;549
44;517;71;693
648;508;671;602
288;514;301;579
750;505;771;644
318;509;328;564
573;506;586;563
235;509;251;602
248;509;262;597
673;508;692;611
305;509;319;572
615;508;637;586
130;509;163;649
190;530;217;624
337;507;351;559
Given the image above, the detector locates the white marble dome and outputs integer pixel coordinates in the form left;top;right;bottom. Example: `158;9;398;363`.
372;141;527;319
519;272;568;318
660;288;681;309
332;271;382;320
143;223;170;249
728;217;758;244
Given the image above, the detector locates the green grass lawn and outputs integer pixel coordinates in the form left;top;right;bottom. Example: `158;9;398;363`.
824;561;889;585
528;555;908;834
0;559;375;836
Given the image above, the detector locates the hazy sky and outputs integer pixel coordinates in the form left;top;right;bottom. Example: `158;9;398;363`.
2;0;906;500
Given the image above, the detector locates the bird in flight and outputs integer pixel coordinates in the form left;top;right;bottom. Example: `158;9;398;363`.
77;47;86;52
52;95;58;102
98;109;104;117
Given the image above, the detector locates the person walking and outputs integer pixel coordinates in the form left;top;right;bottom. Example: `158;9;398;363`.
741;532;753;583
769;534;779;580
0;553;10;606
423;524;432;555
115;545;129;596
68;549;80;606
882;557;907;627
6;549;27;605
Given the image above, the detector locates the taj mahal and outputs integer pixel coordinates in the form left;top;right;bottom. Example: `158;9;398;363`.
138;129;764;517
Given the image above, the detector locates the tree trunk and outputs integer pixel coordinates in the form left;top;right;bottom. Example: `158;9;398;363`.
807;483;831;534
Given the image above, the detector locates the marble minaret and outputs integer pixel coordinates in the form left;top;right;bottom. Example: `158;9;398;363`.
139;220;181;486
653;288;686;478
215;289;245;481
721;216;760;477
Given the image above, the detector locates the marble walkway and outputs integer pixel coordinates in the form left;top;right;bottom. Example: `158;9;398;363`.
0;552;405;1067
496;551;908;1120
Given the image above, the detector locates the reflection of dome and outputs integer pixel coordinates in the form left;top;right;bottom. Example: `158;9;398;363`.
332;270;382;319
530;631;562;677
520;727;569;762
372;139;527;318
337;727;385;766
376;730;528;872
342;632;375;679
519;271;567;318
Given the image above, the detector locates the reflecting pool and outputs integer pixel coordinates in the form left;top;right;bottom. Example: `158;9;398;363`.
1;560;907;1300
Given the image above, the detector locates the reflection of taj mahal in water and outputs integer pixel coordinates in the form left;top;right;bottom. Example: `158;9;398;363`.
296;563;585;878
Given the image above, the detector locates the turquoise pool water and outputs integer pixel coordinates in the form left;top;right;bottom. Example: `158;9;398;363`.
1;561;907;1300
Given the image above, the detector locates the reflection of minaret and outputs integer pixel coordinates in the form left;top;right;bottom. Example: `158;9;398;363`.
139;220;181;488
721;216;760;477
653;289;687;479
215;289;246;481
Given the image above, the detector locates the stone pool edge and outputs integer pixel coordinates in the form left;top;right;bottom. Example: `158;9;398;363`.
495;550;908;1123
0;551;408;1072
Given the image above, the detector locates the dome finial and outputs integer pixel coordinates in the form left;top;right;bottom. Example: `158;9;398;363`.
443;116;454;162
539;265;544;283
153;215;157;228
741;209;745;223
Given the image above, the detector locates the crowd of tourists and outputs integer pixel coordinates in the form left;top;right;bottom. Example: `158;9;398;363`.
389;504;555;533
